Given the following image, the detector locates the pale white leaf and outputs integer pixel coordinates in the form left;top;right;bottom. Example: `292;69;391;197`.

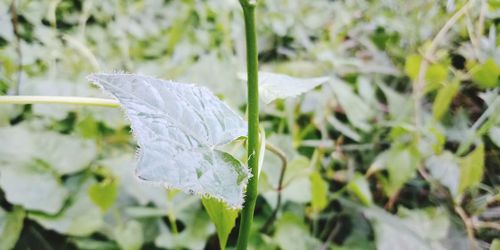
330;77;374;131
88;73;250;208
29;181;103;236
426;152;460;197
0;167;69;214
239;72;329;104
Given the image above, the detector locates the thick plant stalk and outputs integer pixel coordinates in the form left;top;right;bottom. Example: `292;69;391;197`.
236;1;259;250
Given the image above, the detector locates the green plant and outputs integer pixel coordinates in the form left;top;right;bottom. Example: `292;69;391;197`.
0;1;330;249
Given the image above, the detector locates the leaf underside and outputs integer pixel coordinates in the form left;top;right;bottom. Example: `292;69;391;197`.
88;73;250;208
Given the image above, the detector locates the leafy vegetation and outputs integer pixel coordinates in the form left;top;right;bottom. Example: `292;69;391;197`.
0;0;499;249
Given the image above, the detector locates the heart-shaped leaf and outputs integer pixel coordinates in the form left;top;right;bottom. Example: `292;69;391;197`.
88;73;250;208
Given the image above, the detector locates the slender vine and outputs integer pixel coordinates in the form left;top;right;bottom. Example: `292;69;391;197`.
236;1;259;249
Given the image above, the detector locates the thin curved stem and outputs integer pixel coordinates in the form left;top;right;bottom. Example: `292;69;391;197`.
0;95;119;108
236;1;259;249
413;1;471;134
455;205;478;250
260;143;287;233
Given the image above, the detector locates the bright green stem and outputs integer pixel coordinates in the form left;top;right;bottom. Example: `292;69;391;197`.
0;95;119;108
236;1;259;250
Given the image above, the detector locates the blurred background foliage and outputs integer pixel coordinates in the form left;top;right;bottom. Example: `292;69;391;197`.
0;0;499;249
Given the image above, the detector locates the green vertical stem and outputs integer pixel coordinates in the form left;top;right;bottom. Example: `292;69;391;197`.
236;1;259;250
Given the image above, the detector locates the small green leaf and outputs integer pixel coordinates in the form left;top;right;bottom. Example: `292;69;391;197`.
470;59;500;89
384;147;419;196
432;80;460;120
0;206;25;250
425;63;448;92
309;171;329;213
405;54;422;80
404;54;449;91
201;197;238;250
88;178;118;212
459;144;485;194
347;173;373;206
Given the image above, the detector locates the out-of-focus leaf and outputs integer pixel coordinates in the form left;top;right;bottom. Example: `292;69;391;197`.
491;239;500;250
72;239;118;250
425;63;448;92
201;197;238;250
0;126;96;175
327;115;361;142
263;156;312;206
89;73;249;208
404;54;448;91
155;205;215;250
88;178;118;212
0;206;25;250
433;80;460;120
384;147;419;196
489;126;500;148
330;78;374;131
378;82;413;121
113;220;143;250
426;152;460;197
99;155;169;209
309;171;329;213
364;206;449;250
405;54;421;80
347;173;373;206
29;182;103;236
458;144;485;194
274;213;320;250
239;72;329;104
0;164;69;214
470;59;500;89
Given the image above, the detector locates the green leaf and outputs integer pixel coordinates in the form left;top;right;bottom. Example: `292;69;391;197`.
405;54;422;80
201;197;238;250
384;147;419;196
309;171;329;213
88;178;118;212
425;63;448;92
470;59;500;89
0;206;25;250
432;80;460;120
459;144;485;194
404;54;449;91
347;173;373;206
89;73;250;208
491;239;500;250
274;213;321;250
113;220;143;250
239;72;329;104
